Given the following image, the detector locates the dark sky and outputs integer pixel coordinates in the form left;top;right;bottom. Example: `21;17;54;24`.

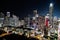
0;0;60;19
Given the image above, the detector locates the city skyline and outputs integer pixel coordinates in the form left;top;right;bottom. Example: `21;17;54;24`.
0;0;59;39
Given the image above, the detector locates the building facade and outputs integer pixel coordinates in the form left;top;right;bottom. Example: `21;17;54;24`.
0;12;4;27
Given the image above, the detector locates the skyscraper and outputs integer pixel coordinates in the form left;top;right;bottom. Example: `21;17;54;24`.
45;14;50;27
7;12;10;17
33;10;38;30
58;18;60;40
33;10;39;18
0;12;4;18
3;12;11;27
53;16;58;29
12;15;20;27
33;10;37;15
0;12;4;27
49;3;53;27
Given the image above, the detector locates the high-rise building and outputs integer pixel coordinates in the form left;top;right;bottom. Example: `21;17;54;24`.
33;10;39;30
3;16;9;27
0;12;4;27
3;14;20;27
33;10;39;18
7;12;10;17
27;15;30;27
33;10;37;15
38;16;45;31
0;12;4;18
45;14;50;27
3;12;11;27
49;3;53;27
58;18;60;40
53;16;58;22
12;15;20;27
20;20;25;26
53;16;58;28
9;17;15;26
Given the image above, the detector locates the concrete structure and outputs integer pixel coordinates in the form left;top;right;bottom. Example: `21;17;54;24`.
0;12;4;27
3;12;11;27
3;13;20;27
9;17;15;26
27;15;30;27
45;14;50;27
33;10;39;19
53;16;58;29
3;16;10;26
33;10;39;29
49;3;53;27
58;18;60;40
12;15;20;27
33;10;37;15
7;12;10;17
20;20;25;26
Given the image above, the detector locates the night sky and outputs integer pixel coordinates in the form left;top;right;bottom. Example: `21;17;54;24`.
0;0;60;19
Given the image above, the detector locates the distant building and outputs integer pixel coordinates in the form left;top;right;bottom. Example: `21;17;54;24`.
37;16;45;30
7;12;10;17
57;18;60;40
53;16;58;28
0;12;4;27
32;15;45;31
3;12;11;27
20;20;25;26
33;9;39;18
9;17;15;26
53;16;58;22
49;3;53;26
3;13;20;27
33;10;37;15
32;10;45;30
3;16;9;26
24;17;28;27
12;15;20;27
45;14;50;27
